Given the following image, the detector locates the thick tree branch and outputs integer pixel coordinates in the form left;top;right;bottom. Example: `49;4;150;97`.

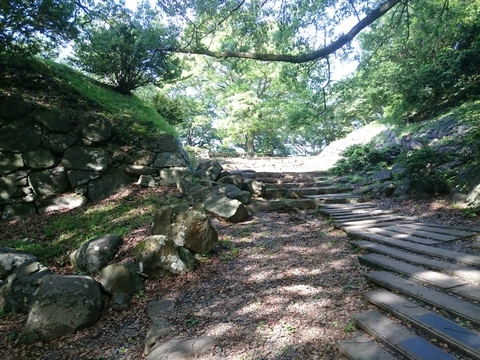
162;0;404;63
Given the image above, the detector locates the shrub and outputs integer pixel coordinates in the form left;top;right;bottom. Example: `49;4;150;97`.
393;147;454;195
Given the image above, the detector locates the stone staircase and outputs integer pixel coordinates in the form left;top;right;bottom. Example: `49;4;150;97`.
225;165;480;360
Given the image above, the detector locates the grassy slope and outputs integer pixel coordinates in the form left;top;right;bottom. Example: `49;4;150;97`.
0;57;181;264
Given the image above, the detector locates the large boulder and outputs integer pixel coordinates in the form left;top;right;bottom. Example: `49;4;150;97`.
0;247;38;279
144;317;173;356
42;133;78;153
151;204;218;255
194;160;223;182
80;113;112;142
23;150;56;170
20;275;103;344
87;171;131;201
146;336;217;360
28;166;70;196
0;123;42;153
98;262;144;296
36;194;88;214
0;177;23;199
70;234;123;274
33;109;71;133
0;153;24;175
176;178;219;204
62;147;110;172
134;235;195;278
224;184;251;204
0;261;52;313
204;195;249;223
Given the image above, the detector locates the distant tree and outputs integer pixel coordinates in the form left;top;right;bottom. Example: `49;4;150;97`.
71;0;180;95
0;0;84;55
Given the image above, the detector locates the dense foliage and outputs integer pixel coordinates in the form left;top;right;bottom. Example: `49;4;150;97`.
70;0;180;95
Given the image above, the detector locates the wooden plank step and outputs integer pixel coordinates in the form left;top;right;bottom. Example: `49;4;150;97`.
365;290;480;360
319;207;384;215
365;271;480;326
366;228;440;245
329;209;397;216
319;204;376;211
305;193;360;200
382;225;458;242
337;335;399;360
342;220;417;231
336;216;409;227
359;253;468;289
353;240;480;283
330;210;399;221
353;310;455;360
400;223;478;238
348;229;480;267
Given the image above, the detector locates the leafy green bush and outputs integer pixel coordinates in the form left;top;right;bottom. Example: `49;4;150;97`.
394;147;454;195
331;144;399;176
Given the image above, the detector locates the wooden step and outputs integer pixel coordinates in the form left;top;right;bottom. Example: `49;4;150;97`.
337;335;399;360
330;210;399;221
353;240;480;283
365;290;480;360
305;193;360;204
336;216;410;229
348;229;480;267
320;203;376;210
365;271;480;326
400;223;478;238
379;225;458;242
353;310;456;360
365;228;440;245
359;254;480;302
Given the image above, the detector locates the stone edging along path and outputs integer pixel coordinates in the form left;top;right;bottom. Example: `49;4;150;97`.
222;157;480;360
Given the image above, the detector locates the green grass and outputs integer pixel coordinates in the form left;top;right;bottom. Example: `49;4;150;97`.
0;188;184;265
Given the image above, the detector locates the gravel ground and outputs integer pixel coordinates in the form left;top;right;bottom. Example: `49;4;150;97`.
1;185;480;359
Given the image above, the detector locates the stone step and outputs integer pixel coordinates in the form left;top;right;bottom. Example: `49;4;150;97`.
265;181;333;188
337;335;399;360
353;240;480;283
264;186;354;199
359;253;480;302
353;310;456;360
348;229;480;267
364;290;480;360
304;193;360;203
365;271;480;326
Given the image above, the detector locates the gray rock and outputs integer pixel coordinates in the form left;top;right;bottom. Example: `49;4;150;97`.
137;175;156;188
147;299;175;319
224;184;251;204
87;171;131;201
244;179;265;197
248;200;286;212
23;150;56;170
98;262;144;296
67;170;101;187
158;167;191;185
371;169;392;182
204;195;249;223
42;133;78;153
0;177;23;199
33;109;71;133
0;97;33;121
0;261;52;313
62;147;110;171
28;166;69;196
144;317;173;356
217;174;249;191
70;234;123;274
154;152;188;168
80;113;112;142
124;165;158;176
134;150;156;166
111;292;131;311
0;123;42;153
0;247;38;279
146;336;217;360
194;160;223;182
2;202;37;220
134;235;195;278
36;194;88;214
0;153;24;175
20;275;103;344
151;204;218;255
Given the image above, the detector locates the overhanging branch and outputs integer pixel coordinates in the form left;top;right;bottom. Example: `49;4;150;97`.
161;0;404;63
